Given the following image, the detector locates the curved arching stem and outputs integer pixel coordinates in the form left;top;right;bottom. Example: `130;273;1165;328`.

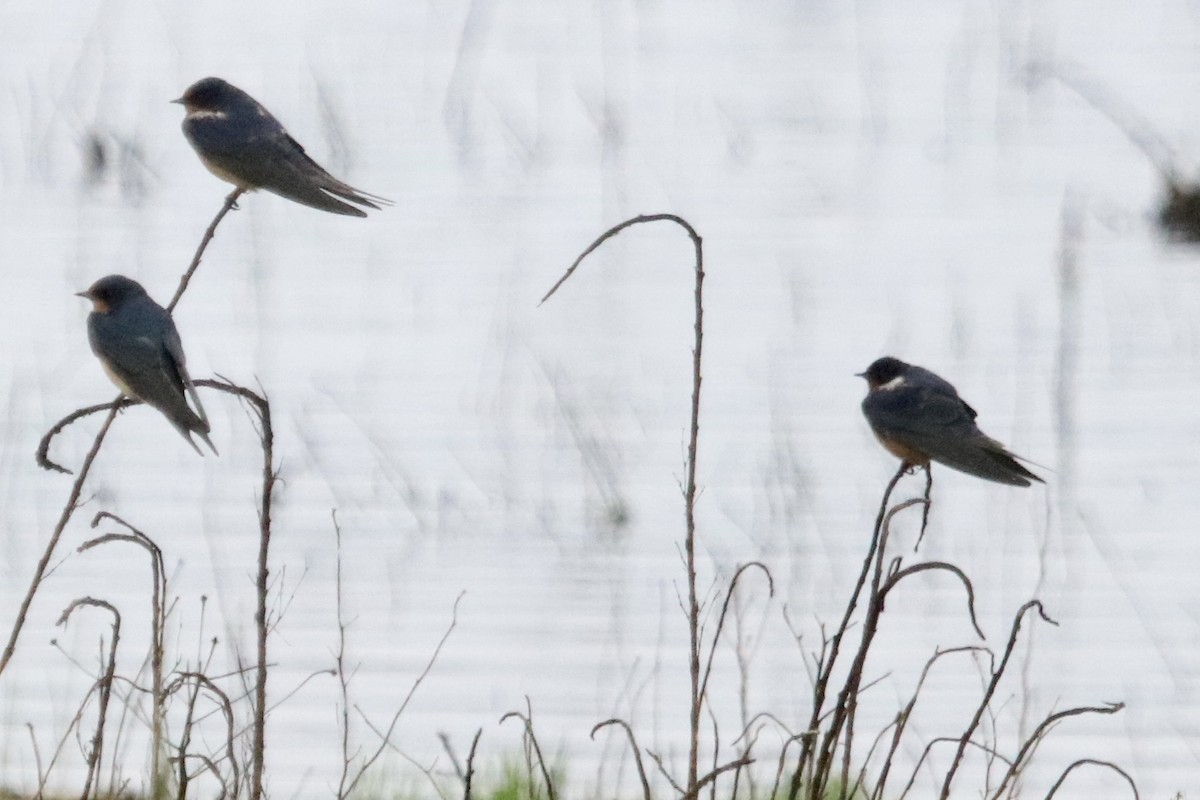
542;213;706;792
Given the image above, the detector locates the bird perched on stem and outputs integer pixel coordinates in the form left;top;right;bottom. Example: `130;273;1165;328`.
173;76;390;217
78;275;217;455
858;356;1042;486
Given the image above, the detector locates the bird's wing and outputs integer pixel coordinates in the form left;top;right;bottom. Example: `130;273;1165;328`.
185;114;385;216
90;313;198;423
865;385;1035;485
162;326;209;428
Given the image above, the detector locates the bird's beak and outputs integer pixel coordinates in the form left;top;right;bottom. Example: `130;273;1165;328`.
854;371;867;378
75;291;91;299
169;97;184;105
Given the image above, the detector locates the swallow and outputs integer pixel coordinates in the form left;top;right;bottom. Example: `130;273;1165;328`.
858;356;1042;486
78;275;217;456
172;76;390;217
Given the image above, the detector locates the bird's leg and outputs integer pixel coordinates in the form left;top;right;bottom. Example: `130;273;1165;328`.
914;465;933;550
224;187;243;211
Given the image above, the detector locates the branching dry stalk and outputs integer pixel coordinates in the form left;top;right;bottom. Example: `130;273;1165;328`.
788;464;908;800
780;457;1135;800
344;592;464;799
546;214;724;798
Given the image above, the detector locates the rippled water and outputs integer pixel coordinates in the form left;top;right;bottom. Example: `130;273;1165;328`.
0;1;1197;796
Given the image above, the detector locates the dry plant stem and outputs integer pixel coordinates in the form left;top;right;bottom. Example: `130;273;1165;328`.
787;464;906;800
168;671;241;796
698;562;774;707
26;723;45;793
168;188;244;312
731;723;763;800
35;678;108;797
937;600;1056;800
708;709;720;800
36;399;134;475
499;700;557;800
1044;758;1139;800
345;593;464;799
591;719;651;800
462;729;482;800
880;562;984;639
991;702;1125;799
175;666;203;798
898;738;1013;800
0;402;122;678
209;377;275;800
57;598;121;800
820;498;927;800
870;646;987;800
646;750;687;795
543;213;707;794
180;755;228;800
438;733;464;783
695;757;753;796
81;512;168;792
334;510;359;800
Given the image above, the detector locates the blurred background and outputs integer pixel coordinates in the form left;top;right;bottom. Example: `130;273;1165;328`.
0;0;1197;796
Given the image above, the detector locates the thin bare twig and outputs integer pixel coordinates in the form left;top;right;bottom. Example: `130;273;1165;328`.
168;188;244;311
334;510;360;800
698;562;774;709
646;749;686;796
344;593;464;799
